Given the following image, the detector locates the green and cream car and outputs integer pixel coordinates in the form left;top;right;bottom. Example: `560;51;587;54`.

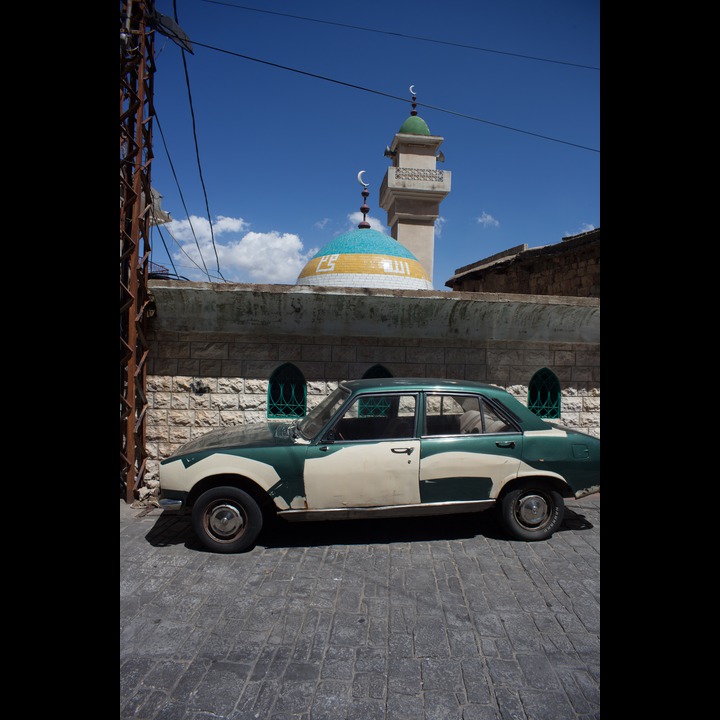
159;378;600;553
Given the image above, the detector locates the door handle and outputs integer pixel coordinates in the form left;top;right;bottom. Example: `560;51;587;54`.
495;441;516;449
391;447;414;455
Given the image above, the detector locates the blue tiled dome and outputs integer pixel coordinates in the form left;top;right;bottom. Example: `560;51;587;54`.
296;228;433;290
308;229;417;259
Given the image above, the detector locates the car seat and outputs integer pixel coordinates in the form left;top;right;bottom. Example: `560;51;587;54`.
459;410;483;434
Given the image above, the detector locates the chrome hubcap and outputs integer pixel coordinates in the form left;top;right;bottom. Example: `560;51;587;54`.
516;494;549;527
207;503;245;539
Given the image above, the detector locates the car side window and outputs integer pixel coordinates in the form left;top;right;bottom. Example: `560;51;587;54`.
424;394;515;435
481;400;514;433
425;394;477;435
332;394;417;441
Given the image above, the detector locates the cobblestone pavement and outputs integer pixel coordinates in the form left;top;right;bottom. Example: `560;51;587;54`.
120;495;600;720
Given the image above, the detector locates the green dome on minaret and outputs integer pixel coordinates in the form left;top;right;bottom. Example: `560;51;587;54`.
398;114;430;135
398;86;431;135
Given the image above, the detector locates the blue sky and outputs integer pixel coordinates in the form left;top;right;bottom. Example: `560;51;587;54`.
145;0;599;290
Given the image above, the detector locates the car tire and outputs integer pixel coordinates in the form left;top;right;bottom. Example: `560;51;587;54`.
192;486;263;553
499;483;565;541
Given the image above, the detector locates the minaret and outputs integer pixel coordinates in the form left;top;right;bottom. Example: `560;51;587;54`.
378;87;451;282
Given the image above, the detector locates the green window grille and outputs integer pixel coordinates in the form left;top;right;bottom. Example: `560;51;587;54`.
358;396;391;417
359;366;393;416
528;368;561;419
267;364;307;418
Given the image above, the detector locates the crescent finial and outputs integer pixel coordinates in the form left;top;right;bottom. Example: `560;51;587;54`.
409;84;416;95
357;170;369;188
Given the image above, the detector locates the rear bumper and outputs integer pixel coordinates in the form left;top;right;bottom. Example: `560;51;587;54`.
575;484;600;499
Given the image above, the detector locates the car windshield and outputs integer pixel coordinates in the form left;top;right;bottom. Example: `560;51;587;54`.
296;386;351;440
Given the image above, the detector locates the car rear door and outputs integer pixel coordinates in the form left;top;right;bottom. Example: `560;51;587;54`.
418;392;524;502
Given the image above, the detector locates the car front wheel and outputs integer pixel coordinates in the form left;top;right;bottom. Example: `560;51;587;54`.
192;486;263;553
499;483;565;541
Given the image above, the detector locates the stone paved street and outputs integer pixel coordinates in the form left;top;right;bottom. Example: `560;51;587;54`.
120;495;599;720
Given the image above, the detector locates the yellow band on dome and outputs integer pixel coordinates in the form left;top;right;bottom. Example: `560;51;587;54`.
298;253;430;281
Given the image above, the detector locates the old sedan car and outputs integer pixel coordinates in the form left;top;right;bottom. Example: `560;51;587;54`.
158;378;600;553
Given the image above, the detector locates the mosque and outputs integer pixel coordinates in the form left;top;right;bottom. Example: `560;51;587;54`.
144;93;600;484
297;91;447;291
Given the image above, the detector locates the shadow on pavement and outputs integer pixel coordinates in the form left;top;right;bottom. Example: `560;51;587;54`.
143;509;508;552
260;511;508;549
143;504;593;553
561;507;595;531
143;512;202;550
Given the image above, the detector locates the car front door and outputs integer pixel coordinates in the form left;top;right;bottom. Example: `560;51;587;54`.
303;393;421;508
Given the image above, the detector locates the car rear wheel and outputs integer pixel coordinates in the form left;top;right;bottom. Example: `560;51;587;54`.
192;486;263;553
499;483;565;541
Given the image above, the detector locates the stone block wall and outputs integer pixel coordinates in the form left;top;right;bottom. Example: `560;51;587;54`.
145;329;600;481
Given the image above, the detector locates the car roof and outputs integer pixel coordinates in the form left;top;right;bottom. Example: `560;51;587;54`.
340;377;509;397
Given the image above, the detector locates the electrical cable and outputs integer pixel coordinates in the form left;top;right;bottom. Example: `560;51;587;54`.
161;220;226;280
202;1;600;71
190;39;599;153
178;51;227;280
152;222;181;277
175;0;228;281
154;113;214;279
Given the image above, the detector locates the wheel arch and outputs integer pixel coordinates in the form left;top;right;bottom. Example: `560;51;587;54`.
186;474;277;516
498;474;574;500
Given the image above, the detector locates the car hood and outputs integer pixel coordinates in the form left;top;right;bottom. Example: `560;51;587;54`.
166;421;297;459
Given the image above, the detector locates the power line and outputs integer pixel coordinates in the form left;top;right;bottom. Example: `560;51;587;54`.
190;39;599;153
154;113;214;279
178;45;228;281
159;222;226;280
148;0;227;282
150;217;181;278
203;1;600;72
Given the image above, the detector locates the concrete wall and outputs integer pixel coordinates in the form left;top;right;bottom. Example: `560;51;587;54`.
145;281;600;480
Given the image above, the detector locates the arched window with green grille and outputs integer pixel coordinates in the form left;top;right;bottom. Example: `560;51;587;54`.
267;364;307;418
528;368;561;419
359;365;393;416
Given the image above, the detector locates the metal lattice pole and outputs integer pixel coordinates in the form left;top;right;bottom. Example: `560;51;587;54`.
120;0;155;502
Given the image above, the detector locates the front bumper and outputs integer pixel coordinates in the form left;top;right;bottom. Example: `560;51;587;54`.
159;498;183;510
158;488;187;511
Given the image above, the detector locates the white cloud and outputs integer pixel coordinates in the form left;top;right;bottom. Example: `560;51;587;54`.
346;212;386;232
564;222;597;237
434;216;446;237
213;215;250;234
222;231;319;283
314;218;331;229
167;215;318;283
168;214;249;241
476;212;499;228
